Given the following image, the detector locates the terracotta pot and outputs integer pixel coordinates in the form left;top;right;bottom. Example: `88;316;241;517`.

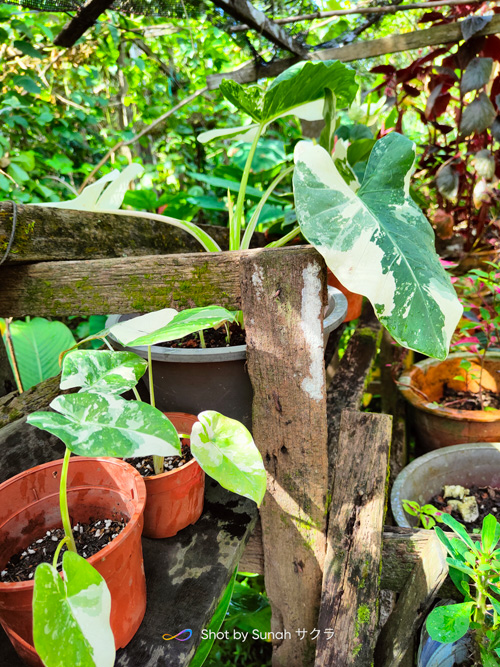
327;270;362;322
398;352;500;451
0;457;147;666
142;412;205;539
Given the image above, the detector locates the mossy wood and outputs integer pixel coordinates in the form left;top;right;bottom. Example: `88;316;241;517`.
0;375;68;428
240;248;329;667
315;410;392;666
375;533;448;667
0;202;239;263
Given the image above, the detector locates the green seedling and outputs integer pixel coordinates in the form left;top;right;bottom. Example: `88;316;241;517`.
402;499;444;530
427;513;500;665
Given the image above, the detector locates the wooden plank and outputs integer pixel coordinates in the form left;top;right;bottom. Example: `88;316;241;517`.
207;14;500;88
375;533;448;667
239;517;264;574
315;410;392;666
240;247;329;667
0;202;238;264
212;0;308;56
0;245;320;317
0;375;68;428
326;303;381;481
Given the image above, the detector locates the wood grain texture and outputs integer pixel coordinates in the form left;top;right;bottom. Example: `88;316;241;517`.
240;247;329;667
375;533;448;667
207;15;500;88
0;246;321;317
315;410;392;666
0;375;66;428
326;303;381;482
0;202;238;264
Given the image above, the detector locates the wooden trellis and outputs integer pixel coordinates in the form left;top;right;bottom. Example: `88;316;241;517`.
0;202;451;666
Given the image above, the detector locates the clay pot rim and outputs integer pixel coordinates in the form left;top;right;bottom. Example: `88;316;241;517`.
398;352;500;423
0;456;146;592
140;412;201;483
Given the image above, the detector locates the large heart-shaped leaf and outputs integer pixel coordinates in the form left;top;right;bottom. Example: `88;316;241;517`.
60;350;147;394
27;393;181;457
1;317;75;391
112;306;237;347
198;60;358;144
426;602;473;644
33;551;115;667
191;411;266;506
108;308;178;346
293;133;462;359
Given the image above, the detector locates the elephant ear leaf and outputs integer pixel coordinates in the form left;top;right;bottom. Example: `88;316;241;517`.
293;133;462;359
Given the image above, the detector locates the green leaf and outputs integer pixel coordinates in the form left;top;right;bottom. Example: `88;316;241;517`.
319;89;336;155
224;581;271;636
33;551;115;667
3;318;75;390
440;513;479;553
13;39;43;59
7;161;30;183
262;60;357;123
60;350;147;394
293;133;463;359
218;82;264;122
426;602;473;643
482;514;500;553
27;393;182;458
189;568;238;667
421;515;436;530
12;74;40;94
191;411;267;506
402;499;421;516
111;306;236;347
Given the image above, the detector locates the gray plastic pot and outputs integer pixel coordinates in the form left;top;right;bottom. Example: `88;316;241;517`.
107;286;347;430
391;442;500;528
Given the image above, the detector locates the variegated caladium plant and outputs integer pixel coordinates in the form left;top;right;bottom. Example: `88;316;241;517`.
293;132;463;359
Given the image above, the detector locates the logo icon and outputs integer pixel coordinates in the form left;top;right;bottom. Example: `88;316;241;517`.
162;629;193;642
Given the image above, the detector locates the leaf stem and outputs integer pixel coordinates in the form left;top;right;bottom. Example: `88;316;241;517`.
199;329;206;348
132;387;142;401
60;448;77;553
232;126;263;251
52;536;70;569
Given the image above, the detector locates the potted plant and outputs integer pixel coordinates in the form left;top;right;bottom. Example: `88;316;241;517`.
398;265;500;450
56;302;267;540
391;442;500;530
421;512;500;666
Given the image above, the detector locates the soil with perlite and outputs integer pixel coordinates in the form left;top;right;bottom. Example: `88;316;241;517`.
0;518;126;583
440;385;500;411
127;442;193;477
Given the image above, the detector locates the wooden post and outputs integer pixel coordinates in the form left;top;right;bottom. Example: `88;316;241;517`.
315;410;392;666
375;533;448;666
240;247;329;667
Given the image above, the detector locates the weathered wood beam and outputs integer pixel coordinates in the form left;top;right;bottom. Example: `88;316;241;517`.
315;410;392;666
0;375;70;428
212;0;309;56
0;246;319;317
326;302;381;482
53;0;114;47
375;533;448;666
0;202;241;264
207;14;500;88
240;248;329;667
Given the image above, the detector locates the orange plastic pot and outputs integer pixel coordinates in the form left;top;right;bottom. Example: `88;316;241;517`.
398;353;500;451
0;457;147;666
142;412;205;539
327;270;363;322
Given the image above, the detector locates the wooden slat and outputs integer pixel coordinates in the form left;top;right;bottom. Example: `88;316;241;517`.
326;303;381;481
315;410;392;666
0;202;237;264
240;247;329;667
375;533;448;667
0;245;321;317
206;14;500;88
0;375;69;428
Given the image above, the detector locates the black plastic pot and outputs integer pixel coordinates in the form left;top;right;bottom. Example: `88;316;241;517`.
107;287;347;430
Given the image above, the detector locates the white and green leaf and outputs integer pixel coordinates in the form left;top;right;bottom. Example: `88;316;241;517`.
191;411;267;506
27;393;181;458
293;133;463;359
33;551;115;667
60;350;147;394
113;306;237;347
108;308;178;346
